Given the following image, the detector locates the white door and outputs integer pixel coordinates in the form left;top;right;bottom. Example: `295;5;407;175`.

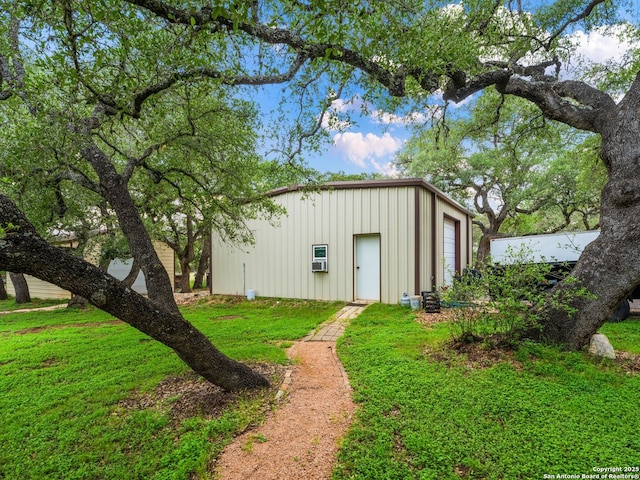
355;235;380;301
443;219;457;285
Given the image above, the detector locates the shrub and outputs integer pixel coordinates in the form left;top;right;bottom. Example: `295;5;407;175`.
441;247;592;346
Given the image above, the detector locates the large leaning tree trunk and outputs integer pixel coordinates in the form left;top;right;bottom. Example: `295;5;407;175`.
68;257;141;309
0;195;269;391
516;75;640;348
81;141;180;315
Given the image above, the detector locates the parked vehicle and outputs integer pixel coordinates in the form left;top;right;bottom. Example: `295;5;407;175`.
490;231;598;286
489;231;635;321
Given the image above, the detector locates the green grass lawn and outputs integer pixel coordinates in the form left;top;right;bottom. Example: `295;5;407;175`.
336;305;640;479
3;297;640;479
0;296;342;480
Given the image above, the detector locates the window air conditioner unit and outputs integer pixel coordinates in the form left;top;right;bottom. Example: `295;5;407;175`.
311;260;328;272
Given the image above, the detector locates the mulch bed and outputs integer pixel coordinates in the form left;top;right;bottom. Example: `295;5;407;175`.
116;363;286;423
414;308;640;375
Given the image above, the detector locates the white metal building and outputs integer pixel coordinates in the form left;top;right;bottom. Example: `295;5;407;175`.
211;179;474;304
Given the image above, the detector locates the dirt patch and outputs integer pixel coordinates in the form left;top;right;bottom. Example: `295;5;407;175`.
414;309;457;327
117;363;286;423
614;351;640;375
0;303;67;315
15;320;122;335
424;340;521;371
174;291;211;306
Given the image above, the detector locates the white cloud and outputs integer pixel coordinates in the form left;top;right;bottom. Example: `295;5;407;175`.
560;24;639;94
371;110;429;126
324;95;431;128
332;132;403;168
329;97;364;113
370;159;401;177
569;25;636;66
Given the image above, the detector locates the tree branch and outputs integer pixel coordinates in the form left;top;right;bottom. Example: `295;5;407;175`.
544;0;608;49
124;0;439;98
124;53;307;118
0;193;268;391
498;76;613;133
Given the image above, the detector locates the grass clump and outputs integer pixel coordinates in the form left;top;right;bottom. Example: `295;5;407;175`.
335;303;640;479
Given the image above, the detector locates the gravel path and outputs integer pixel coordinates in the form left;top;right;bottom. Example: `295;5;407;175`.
213;340;356;479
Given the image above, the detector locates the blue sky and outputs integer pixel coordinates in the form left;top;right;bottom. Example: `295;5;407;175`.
255;18;638;177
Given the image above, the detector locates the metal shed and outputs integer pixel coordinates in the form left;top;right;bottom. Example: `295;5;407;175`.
211;178;474;304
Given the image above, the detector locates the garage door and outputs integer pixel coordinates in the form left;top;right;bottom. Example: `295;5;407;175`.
443;219;457;285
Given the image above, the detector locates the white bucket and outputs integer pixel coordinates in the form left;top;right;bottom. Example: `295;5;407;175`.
247;289;256;301
410;296;421;310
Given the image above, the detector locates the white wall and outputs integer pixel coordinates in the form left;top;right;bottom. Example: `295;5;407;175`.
212;186;415;303
212;181;473;303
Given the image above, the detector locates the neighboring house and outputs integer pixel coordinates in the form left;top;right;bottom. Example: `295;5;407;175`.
211;178;474;304
5;241;175;300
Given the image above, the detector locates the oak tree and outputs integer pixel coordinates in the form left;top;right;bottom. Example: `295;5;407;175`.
116;0;639;349
2;0;639;355
396;91;603;263
0;1;282;389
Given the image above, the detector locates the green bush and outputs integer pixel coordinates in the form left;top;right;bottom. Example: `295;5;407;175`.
441;247;593;345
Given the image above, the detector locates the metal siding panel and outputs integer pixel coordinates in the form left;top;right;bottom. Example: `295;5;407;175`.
328;190;341;301
211;183;472;303
360;189;368;233
302;194;313;299
290;193;301;298
421;190;433;291
308;194;319;298
342;189;355;301
384;188;397;304
405;188;415;299
286;194;297;298
154;242;175;282
353;189;363;233
375;186;414;304
213;238;252;296
403;188;412;297
397;187;414;303
288;193;301;298
321;191;332;300
369;188;380;232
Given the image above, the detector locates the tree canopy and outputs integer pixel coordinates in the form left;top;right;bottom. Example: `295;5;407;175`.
1;0;639;369
396;89;604;262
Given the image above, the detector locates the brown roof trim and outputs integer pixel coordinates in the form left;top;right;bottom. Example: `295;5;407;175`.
268;178;475;217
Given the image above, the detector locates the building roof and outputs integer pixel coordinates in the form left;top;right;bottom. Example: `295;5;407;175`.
267;178;475;217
